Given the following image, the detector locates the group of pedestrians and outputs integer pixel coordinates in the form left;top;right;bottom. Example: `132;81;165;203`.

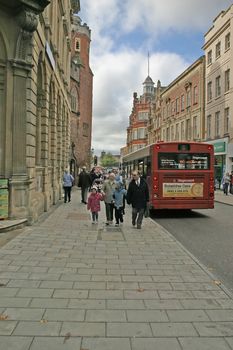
88;170;149;229
62;167;150;229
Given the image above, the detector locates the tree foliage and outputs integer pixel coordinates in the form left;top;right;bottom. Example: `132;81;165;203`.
100;152;118;167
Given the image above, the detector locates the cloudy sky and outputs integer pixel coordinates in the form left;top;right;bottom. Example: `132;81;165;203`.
79;0;232;156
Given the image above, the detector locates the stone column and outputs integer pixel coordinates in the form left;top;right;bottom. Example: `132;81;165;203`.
8;6;47;219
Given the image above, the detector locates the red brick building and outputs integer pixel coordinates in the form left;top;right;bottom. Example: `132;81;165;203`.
126;76;155;154
70;15;93;179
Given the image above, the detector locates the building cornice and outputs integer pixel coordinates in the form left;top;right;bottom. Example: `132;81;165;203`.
203;19;231;50
0;0;50;14
71;0;80;14
161;56;205;96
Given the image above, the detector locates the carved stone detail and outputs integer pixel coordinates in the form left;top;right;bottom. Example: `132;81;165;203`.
14;9;39;62
17;10;38;33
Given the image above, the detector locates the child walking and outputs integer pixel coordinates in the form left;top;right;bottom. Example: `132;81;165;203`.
87;186;103;224
113;182;127;226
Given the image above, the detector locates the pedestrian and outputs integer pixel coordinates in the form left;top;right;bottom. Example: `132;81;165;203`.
87;186;103;224
62;169;74;203
89;167;99;188
102;172;116;225
113;182;127;226
223;172;230;195
230;171;233;194
114;169;123;183
126;170;149;229
78;166;91;204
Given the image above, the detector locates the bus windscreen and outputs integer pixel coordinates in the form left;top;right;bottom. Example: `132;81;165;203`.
158;153;210;170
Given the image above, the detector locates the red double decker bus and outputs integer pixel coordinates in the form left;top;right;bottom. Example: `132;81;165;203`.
122;142;215;210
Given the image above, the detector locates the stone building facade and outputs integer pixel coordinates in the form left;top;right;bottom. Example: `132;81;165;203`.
0;0;79;222
203;4;233;179
70;16;93;179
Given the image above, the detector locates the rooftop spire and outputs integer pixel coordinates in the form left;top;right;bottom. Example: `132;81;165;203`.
148;51;150;76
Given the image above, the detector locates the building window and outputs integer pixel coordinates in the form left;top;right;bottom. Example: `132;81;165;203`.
171;101;175;116
215;111;220;137
181;121;185;140
175;124;179;140
224;107;229;134
193;86;198;104
181;94;185;111
215;42;221;58
215;76;221;97
193;116;198;139
162;129;166;141
133;129;137;140
168;102;171;117
162;107;166;119
207;50;212;65
82;122;89;137
166;127;170;141
225;33;230;51
138;127;145;139
75;38;81;52
186;119;191;140
171;125;174;140
225;69;230;92
207;81;212;101
207;115;211;139
71;88;78;113
138;111;148;120
186;90;191;108
175;97;180;114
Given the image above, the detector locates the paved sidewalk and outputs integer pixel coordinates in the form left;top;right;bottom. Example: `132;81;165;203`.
0;189;233;350
214;189;233;206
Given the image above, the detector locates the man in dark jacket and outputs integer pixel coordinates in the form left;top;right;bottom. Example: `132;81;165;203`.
78;166;91;204
126;171;149;229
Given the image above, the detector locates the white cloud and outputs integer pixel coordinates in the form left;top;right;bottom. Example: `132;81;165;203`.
91;51;189;155
121;0;233;34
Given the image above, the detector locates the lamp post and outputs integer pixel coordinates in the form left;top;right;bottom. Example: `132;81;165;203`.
90;148;94;168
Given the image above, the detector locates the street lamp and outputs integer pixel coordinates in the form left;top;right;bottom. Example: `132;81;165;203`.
90;148;94;168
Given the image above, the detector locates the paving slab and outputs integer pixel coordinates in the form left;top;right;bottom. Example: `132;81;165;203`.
131;337;182;350
107;322;152;337
60;321;105;337
179;337;232;350
3;308;45;321
0;321;18;335
30;337;82;350
0;336;33;350
13;321;61;336
82;337;131;350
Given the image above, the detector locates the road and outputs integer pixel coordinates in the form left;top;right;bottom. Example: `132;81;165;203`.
151;202;233;293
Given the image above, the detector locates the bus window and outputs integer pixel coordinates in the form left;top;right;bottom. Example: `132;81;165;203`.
158;153;210;170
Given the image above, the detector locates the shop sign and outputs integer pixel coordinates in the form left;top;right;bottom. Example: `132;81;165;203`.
214;142;225;153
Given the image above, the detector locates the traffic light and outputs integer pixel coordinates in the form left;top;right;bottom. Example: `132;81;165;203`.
94;155;98;166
